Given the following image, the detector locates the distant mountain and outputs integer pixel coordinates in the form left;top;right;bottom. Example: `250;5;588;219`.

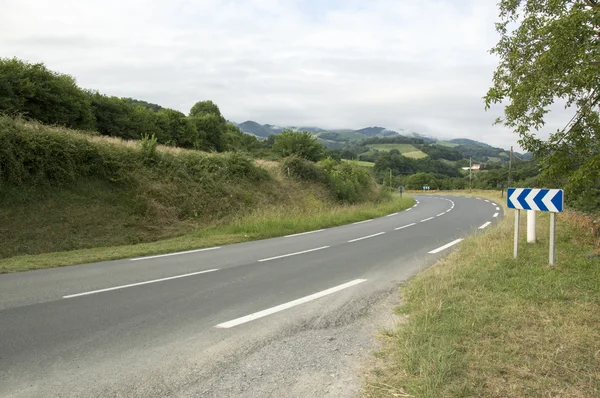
355;126;399;137
236;121;521;162
238;121;276;137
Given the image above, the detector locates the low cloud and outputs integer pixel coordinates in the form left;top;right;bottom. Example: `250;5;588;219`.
0;0;568;150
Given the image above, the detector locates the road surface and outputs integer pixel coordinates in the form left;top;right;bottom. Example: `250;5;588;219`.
0;194;502;397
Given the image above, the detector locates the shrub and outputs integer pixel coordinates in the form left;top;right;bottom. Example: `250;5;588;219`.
281;155;326;182
272;130;324;161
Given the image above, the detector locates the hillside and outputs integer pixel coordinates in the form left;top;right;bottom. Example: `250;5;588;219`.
0;116;409;269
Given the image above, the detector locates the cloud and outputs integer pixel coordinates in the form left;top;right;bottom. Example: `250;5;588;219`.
0;0;570;150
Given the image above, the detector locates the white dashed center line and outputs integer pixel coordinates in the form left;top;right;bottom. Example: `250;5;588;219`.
352;219;372;225
258;246;329;262
420;217;435;223
395;223;416;230
348;232;385;243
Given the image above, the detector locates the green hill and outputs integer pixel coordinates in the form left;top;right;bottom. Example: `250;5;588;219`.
366;144;428;159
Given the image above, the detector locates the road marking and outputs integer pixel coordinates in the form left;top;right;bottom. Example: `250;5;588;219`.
445;210;451;213
436;212;445;217
353;219;372;225
258;246;329;262
284;229;325;238
493;212;499;218
348;232;385;243
420;217;434;222
405;208;412;211
495;207;500;211
492;203;497;206
63;269;220;298
395;223;416;230
428;239;463;254
479;221;492;229
386;212;399;217
485;200;490;202
476;198;482;200
130;247;220;261
215;279;367;328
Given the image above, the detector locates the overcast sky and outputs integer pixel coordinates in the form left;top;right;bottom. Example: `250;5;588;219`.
0;0;571;149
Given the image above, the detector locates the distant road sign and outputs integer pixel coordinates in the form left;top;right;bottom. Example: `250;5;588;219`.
508;188;564;213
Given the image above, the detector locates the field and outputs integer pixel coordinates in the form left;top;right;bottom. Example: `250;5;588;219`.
342;159;375;167
365;144;428;159
435;141;459;147
366;191;600;398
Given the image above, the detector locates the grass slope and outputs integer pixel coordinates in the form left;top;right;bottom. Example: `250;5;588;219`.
0;117;414;272
366;191;600;398
366;144;428;159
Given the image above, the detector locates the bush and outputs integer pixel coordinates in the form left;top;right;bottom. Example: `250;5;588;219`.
281;155;326;182
272;130;324;161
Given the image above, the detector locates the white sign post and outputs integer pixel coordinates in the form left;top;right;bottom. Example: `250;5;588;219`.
527;210;536;243
508;188;564;265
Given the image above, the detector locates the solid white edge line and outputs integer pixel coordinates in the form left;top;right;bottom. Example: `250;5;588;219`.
258;246;329;262
394;223;416;230
386;212;399;217
479;221;492;229
348;232;385;243
63;269;220;298
436;213;445;217
420;217;434;222
215;279;367;328
353;219;372;225
405;208;412;211
284;229;325;238
428;239;464;254
131;247;220;261
493;212;499;218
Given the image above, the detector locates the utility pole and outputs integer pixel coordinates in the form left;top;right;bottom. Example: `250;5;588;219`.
469;157;472;192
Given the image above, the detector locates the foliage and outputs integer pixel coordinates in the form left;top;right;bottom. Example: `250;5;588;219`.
281;155;326;182
485;0;600;209
419;144;463;161
0;57;95;130
0;58;259;153
272;130;325;161
189;100;223;118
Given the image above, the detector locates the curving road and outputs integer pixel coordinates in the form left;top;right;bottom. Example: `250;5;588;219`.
0;194;502;397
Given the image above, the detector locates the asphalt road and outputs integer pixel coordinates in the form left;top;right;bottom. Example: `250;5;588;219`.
0;194;503;397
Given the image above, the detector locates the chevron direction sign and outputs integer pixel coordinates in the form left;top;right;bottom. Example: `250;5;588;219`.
508;188;564;213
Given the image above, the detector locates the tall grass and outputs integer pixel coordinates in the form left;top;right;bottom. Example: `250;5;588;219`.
366;191;600;398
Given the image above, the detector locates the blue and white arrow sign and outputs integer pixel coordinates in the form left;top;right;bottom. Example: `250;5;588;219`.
507;188;564;213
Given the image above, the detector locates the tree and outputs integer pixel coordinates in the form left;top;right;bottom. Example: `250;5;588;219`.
485;0;600;204
272;130;324;161
189;100;222;118
0;58;95;130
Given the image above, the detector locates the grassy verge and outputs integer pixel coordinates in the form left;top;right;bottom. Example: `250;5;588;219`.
0;194;413;273
366;191;600;398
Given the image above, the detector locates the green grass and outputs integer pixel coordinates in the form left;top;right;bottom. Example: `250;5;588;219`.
366;191;600;398
436;141;459;148
366;144;428;159
342;159;375;167
0;194;414;273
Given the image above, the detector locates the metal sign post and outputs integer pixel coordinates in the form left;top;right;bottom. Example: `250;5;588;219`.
508;188;564;265
398;185;404;199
